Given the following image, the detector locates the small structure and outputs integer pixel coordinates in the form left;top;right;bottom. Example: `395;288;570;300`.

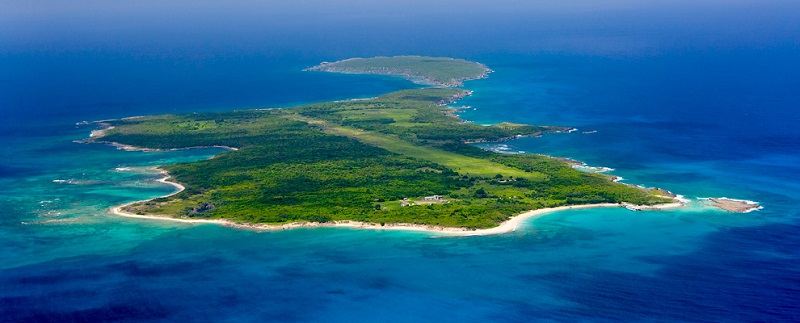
401;197;412;207
403;196;449;206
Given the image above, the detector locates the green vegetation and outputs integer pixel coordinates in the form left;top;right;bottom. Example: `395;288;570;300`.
93;88;672;229
304;56;491;87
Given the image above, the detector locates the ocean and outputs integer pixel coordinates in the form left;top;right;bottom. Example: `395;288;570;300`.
2;1;799;321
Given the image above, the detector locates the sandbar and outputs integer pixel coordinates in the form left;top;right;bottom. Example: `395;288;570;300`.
708;198;762;213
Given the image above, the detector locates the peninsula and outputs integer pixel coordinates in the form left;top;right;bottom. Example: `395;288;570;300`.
88;57;685;232
304;56;491;87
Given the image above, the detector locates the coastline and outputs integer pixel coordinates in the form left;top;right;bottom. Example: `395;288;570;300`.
80;120;240;153
80;139;239;153
101;141;240;153
109;169;686;236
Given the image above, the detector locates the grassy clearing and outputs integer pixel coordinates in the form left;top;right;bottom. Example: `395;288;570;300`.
285;113;546;180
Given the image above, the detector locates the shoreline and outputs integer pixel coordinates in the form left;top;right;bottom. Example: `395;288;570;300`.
80;139;239;153
80;120;240;153
104;141;240;153
109;169;686;236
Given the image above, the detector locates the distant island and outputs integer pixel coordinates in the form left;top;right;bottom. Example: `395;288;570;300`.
85;56;755;234
304;56;491;87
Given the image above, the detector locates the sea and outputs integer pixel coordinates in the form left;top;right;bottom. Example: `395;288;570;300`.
2;1;799;321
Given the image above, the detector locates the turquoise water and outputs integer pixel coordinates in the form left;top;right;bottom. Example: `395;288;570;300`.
3;1;800;321
3;53;798;321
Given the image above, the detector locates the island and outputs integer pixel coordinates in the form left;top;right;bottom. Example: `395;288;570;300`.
708;198;763;213
304;56;491;87
85;57;693;234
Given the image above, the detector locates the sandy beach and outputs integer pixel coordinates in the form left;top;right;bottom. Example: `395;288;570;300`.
109;169;687;236
111;200;683;236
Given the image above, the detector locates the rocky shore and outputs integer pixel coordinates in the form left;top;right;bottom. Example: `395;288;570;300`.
708;198;763;213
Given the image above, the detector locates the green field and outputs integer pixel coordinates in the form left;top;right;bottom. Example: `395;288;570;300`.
287;114;545;180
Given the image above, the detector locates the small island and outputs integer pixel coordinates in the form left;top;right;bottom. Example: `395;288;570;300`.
84;56;722;234
304;56;491;87
709;198;762;213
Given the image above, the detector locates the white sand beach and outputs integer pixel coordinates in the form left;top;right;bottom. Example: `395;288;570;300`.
109;172;686;236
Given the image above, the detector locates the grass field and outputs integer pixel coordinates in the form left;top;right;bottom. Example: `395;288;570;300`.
286;113;546;180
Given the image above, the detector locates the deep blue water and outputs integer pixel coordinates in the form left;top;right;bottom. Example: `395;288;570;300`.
2;1;800;321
